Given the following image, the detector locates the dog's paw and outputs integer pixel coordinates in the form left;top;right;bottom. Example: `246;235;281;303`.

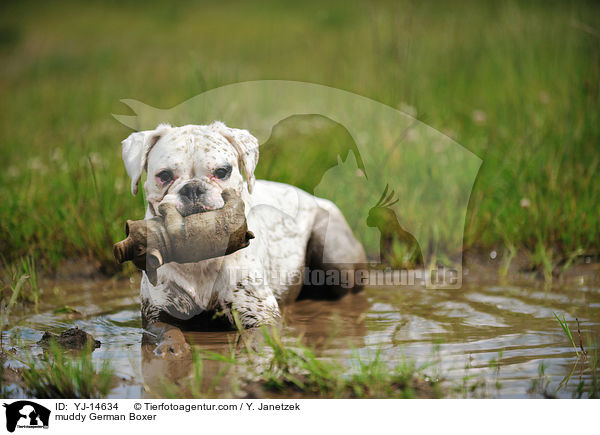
153;338;191;358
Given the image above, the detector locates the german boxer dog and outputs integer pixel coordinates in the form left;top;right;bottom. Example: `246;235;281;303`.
121;122;365;355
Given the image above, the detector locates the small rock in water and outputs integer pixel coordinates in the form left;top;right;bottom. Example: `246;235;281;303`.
38;327;101;350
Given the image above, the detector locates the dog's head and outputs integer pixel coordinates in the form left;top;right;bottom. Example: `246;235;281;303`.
121;121;258;217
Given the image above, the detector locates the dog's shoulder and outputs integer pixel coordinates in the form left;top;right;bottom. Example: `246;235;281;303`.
248;179;319;216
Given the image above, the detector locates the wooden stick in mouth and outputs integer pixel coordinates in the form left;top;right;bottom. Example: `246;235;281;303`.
113;189;254;285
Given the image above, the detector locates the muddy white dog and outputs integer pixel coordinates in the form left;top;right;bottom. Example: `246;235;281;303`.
121;122;365;352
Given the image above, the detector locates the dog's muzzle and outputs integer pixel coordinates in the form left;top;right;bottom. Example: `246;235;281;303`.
178;180;219;216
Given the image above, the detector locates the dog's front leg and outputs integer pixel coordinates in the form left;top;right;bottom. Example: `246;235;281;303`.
221;287;282;329
143;321;191;358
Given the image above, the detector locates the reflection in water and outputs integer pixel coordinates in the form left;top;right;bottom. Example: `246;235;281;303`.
2;277;599;398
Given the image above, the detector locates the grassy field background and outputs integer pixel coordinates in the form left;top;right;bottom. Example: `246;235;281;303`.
0;0;598;277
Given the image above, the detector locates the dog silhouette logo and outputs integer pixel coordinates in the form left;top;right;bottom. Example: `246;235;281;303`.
3;401;50;432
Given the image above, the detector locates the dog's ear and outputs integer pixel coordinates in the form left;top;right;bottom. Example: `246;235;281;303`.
121;124;171;195
211;121;259;194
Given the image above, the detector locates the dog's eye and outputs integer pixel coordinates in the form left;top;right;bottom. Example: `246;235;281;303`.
156;170;173;184
214;166;231;180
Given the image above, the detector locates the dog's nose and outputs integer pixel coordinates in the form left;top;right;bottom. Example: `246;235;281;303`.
179;181;206;203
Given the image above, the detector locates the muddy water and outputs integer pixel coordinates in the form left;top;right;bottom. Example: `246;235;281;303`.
3;275;599;398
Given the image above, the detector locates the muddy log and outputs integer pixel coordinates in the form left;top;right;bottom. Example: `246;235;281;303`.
113;189;254;284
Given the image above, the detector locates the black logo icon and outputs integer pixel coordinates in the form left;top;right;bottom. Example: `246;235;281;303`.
3;401;50;432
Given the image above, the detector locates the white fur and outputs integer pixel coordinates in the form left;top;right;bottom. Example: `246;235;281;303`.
121;122;364;328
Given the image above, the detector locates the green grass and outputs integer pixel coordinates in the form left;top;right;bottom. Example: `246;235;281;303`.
543;313;599;398
578;340;599;398
20;342;114;399
0;0;598;275
0;261;36;347
153;325;441;398
1;255;40;305
553;312;580;357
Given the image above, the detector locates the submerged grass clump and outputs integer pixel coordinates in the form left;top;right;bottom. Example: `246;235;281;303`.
254;328;440;398
21;342;114;399
531;313;600;398
577;341;599;399
156;325;441;399
255;327;342;395
346;350;439;398
0;256;40;306
0;275;28;339
553;312;580;357
0;262;37;349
